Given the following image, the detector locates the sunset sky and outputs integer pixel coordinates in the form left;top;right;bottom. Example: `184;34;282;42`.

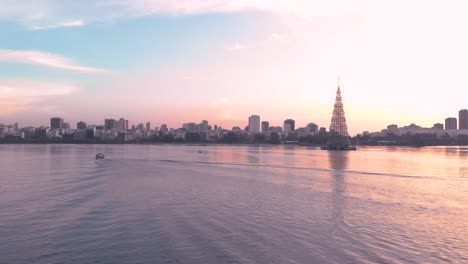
1;0;467;134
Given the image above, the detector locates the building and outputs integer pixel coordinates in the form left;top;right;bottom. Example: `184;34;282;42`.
432;123;444;130
160;124;168;134
445;117;457;130
198;120;210;132
283;119;295;132
63;123;71;130
77;121;87;130
269;126;283;132
105;119;117;131
117;118;129;132
50;117;64;130
306;123;319;133
459;109;468;130
387;124;398;134
248;115;260;133
146;122;151;131
261;121;269;133
183;122;197;132
136;123;145;131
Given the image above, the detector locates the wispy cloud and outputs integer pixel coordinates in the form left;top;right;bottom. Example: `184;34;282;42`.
107;0;363;17
0;0;366;27
228;43;248;51
0;79;80;116
0;50;108;74
30;19;85;30
0;79;79;98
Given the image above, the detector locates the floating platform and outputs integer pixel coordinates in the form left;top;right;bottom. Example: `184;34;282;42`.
321;145;357;151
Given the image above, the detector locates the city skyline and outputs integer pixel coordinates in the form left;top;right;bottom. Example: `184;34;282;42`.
2;106;467;134
1;1;468;134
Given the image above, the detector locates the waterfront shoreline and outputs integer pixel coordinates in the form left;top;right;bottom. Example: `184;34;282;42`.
1;141;467;147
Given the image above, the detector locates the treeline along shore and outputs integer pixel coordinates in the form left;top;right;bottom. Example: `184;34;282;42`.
2;132;468;146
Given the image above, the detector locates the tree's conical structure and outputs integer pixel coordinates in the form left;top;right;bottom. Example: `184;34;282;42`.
329;86;349;137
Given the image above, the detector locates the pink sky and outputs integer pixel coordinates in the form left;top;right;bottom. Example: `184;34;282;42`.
1;0;467;134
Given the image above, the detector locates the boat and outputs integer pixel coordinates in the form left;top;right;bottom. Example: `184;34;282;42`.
96;153;105;159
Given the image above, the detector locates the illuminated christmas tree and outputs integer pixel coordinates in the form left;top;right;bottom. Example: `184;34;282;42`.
329;81;349;137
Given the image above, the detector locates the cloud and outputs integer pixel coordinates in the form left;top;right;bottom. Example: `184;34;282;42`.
0;50;108;74
0;79;80;116
107;0;365;18
0;80;79;97
0;0;367;27
31;19;85;30
228;43;248;51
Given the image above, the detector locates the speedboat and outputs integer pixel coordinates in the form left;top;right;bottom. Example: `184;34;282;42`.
96;153;105;160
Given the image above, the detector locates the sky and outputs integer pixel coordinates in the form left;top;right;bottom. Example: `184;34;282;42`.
0;0;467;135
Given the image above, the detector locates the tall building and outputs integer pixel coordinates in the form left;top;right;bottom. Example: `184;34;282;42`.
261;121;270;133
432;123;444;130
77;121;87;130
283;119;295;132
459;109;468;130
445;117;457;130
146;122;151;131
50;117;64;130
104;119;116;131
117;118;128;132
248;115;260;133
329;83;349;137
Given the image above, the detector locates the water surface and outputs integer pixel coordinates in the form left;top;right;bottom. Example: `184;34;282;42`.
0;145;467;263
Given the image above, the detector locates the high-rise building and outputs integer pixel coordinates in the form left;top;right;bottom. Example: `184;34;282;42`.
261;121;270;133
146;122;151;131
117;118;129;132
104;119;116;131
329;83;349;137
459;109;468;130
63;123;71;130
283;119;295;132
445;117;457;130
50;117;64;130
248;115;260;133
77;121;87;130
432;123;444;130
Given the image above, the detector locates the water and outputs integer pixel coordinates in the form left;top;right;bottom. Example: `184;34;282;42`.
0;144;467;264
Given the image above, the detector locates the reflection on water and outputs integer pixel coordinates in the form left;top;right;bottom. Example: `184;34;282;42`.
328;152;348;241
328;152;349;171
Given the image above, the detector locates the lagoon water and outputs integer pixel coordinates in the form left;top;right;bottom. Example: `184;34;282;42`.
0;144;467;263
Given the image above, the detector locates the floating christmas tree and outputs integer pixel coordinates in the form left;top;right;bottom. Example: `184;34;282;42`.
329;80;349;137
